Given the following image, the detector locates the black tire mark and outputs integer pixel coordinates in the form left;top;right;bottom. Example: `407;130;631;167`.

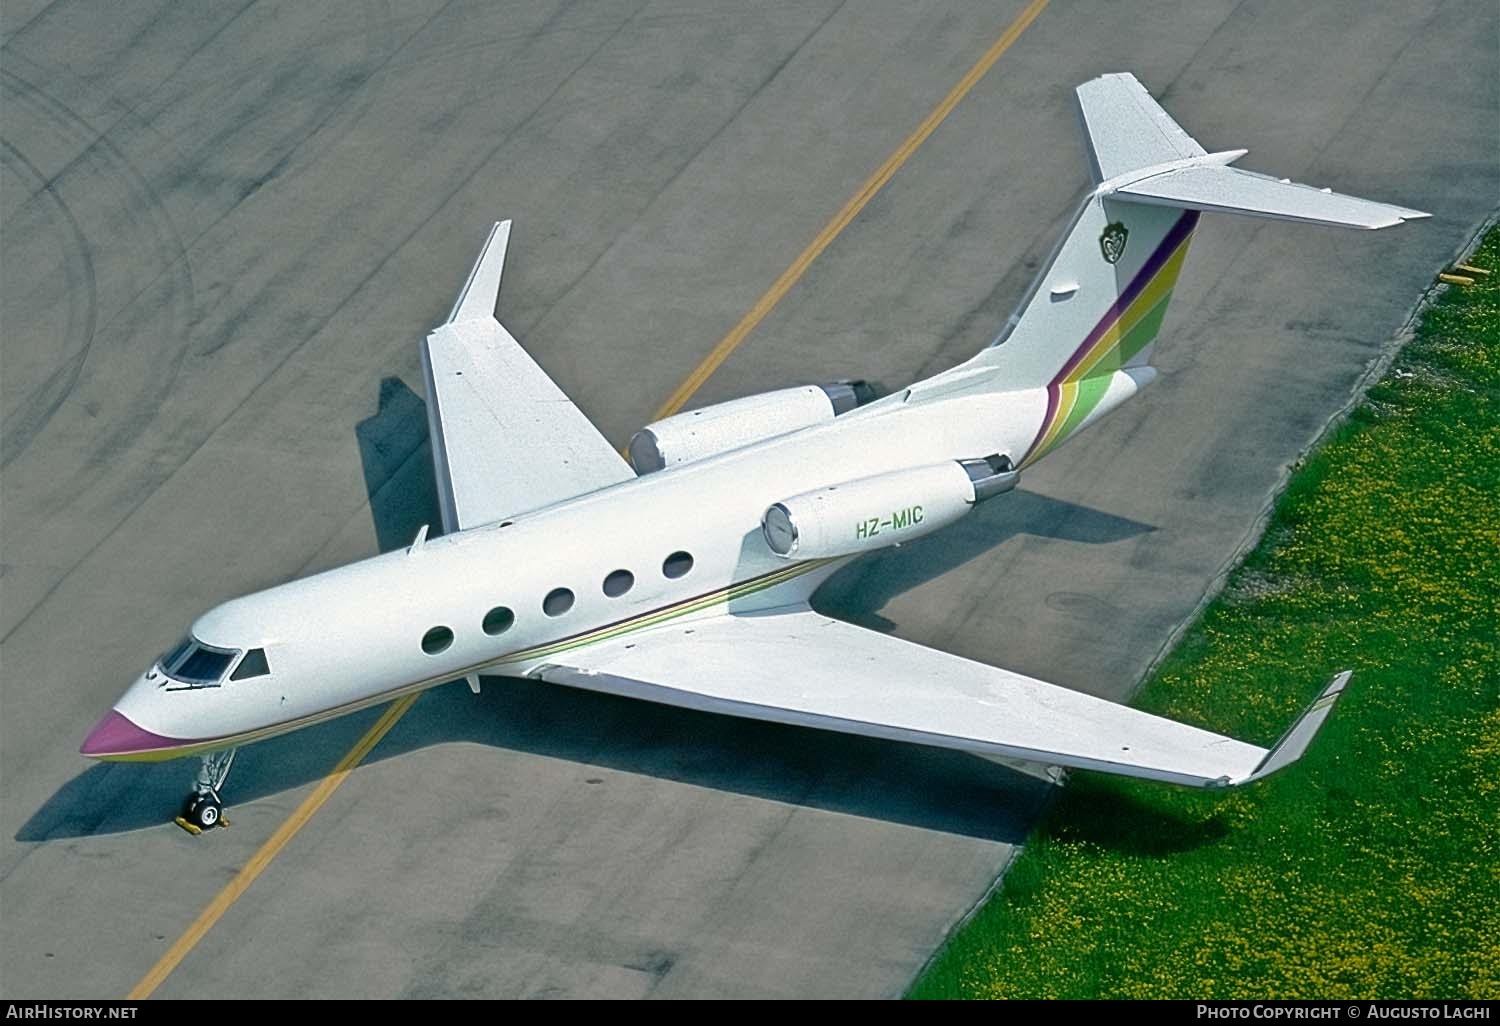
0;135;99;464
2;0;259;213
0;0;65;52
4;0;398;365
508;0;851;345
0;67;196;470
0;0;438;646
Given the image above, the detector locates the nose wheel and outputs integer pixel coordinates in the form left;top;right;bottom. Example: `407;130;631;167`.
175;747;236;834
181;792;222;831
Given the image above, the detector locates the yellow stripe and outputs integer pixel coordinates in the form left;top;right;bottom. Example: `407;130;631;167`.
1027;232;1196;462
126;695;417;1000
1032;379;1079;460
108;559;831;764
126;2;1050;999
1070;237;1193;381
494;558;827;663
649;0;1052;422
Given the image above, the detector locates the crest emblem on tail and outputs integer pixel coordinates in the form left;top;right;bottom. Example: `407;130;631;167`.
1100;221;1129;263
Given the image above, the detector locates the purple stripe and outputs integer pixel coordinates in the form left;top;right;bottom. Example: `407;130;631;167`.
1030;383;1061;462
1050;209;1199;387
1019;209;1199;464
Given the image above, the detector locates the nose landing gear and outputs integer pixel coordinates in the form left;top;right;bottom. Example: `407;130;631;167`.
175;747;236;834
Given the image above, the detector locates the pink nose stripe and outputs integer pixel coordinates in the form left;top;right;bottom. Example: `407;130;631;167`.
80;710;181;757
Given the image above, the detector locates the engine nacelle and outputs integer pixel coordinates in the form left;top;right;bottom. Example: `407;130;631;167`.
761;457;1018;559
629;383;872;474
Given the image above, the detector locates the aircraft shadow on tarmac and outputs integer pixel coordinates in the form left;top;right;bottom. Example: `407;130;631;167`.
21;379;1167;849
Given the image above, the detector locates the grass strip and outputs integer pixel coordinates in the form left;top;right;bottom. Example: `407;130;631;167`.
911;226;1500;1000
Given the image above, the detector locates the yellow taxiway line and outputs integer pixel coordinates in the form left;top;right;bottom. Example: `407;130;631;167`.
128;695;418;999
127;0;1050;999
651;0;1050;422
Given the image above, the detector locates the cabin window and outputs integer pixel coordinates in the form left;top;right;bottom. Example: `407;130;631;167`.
230;648;270;681
602;569;634;598
482;606;515;636
662;551;694;579
543;588;574;617
421;626;454;655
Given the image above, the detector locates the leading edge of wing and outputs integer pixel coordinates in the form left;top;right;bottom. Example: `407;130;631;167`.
533;608;1346;788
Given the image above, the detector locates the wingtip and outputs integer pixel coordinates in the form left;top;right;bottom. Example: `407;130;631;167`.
1235;670;1351;785
1376;207;1430;228
446;220;513;324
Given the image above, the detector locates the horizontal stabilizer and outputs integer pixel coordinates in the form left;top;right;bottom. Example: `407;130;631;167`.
1113;166;1429;229
960;73;1427;400
1077;73;1428;228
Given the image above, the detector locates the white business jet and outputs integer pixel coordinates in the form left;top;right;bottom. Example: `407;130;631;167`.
82;74;1421;830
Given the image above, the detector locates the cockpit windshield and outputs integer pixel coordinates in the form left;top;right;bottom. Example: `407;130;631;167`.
161;637;193;672
160;637;240;687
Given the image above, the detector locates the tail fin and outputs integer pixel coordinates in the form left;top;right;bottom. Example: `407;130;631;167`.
1076;71;1207;183
960;73;1426;466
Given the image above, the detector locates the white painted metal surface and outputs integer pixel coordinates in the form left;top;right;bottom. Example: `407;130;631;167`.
422;221;634;532
83;74;1423;798
537;609;1272;787
628;385;839;473
762;462;975;559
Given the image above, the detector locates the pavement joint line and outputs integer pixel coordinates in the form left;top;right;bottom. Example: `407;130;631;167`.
125;695;419;999
124;0;1051;999
650;0;1051;422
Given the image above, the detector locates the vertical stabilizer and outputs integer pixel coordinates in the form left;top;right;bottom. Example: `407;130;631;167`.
944;73;1425;467
1076;72;1206;184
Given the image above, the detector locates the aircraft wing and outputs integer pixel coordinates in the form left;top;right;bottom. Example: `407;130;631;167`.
421;222;635;533
533;607;1347;788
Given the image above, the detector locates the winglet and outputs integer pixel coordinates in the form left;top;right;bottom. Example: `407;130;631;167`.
407;523;429;555
446;220;511;324
1235;671;1351;784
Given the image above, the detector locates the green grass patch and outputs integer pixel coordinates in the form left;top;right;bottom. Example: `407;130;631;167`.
911;227;1500;1000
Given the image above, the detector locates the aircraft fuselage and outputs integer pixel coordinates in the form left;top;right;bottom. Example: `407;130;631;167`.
86;378;1060;761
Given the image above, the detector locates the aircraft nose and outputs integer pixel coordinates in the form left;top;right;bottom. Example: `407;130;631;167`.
80;709;174;758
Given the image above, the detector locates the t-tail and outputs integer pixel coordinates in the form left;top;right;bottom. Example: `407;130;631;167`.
954;72;1427;468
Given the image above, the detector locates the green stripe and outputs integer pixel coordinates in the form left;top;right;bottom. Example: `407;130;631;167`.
1055;373;1113;444
493;558;831;664
1041;290;1177;458
104;559;834;761
1112;290;1173;368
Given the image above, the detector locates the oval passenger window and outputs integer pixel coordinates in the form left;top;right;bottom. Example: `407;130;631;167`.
421;626;454;655
482;606;515;636
543;588;574;617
